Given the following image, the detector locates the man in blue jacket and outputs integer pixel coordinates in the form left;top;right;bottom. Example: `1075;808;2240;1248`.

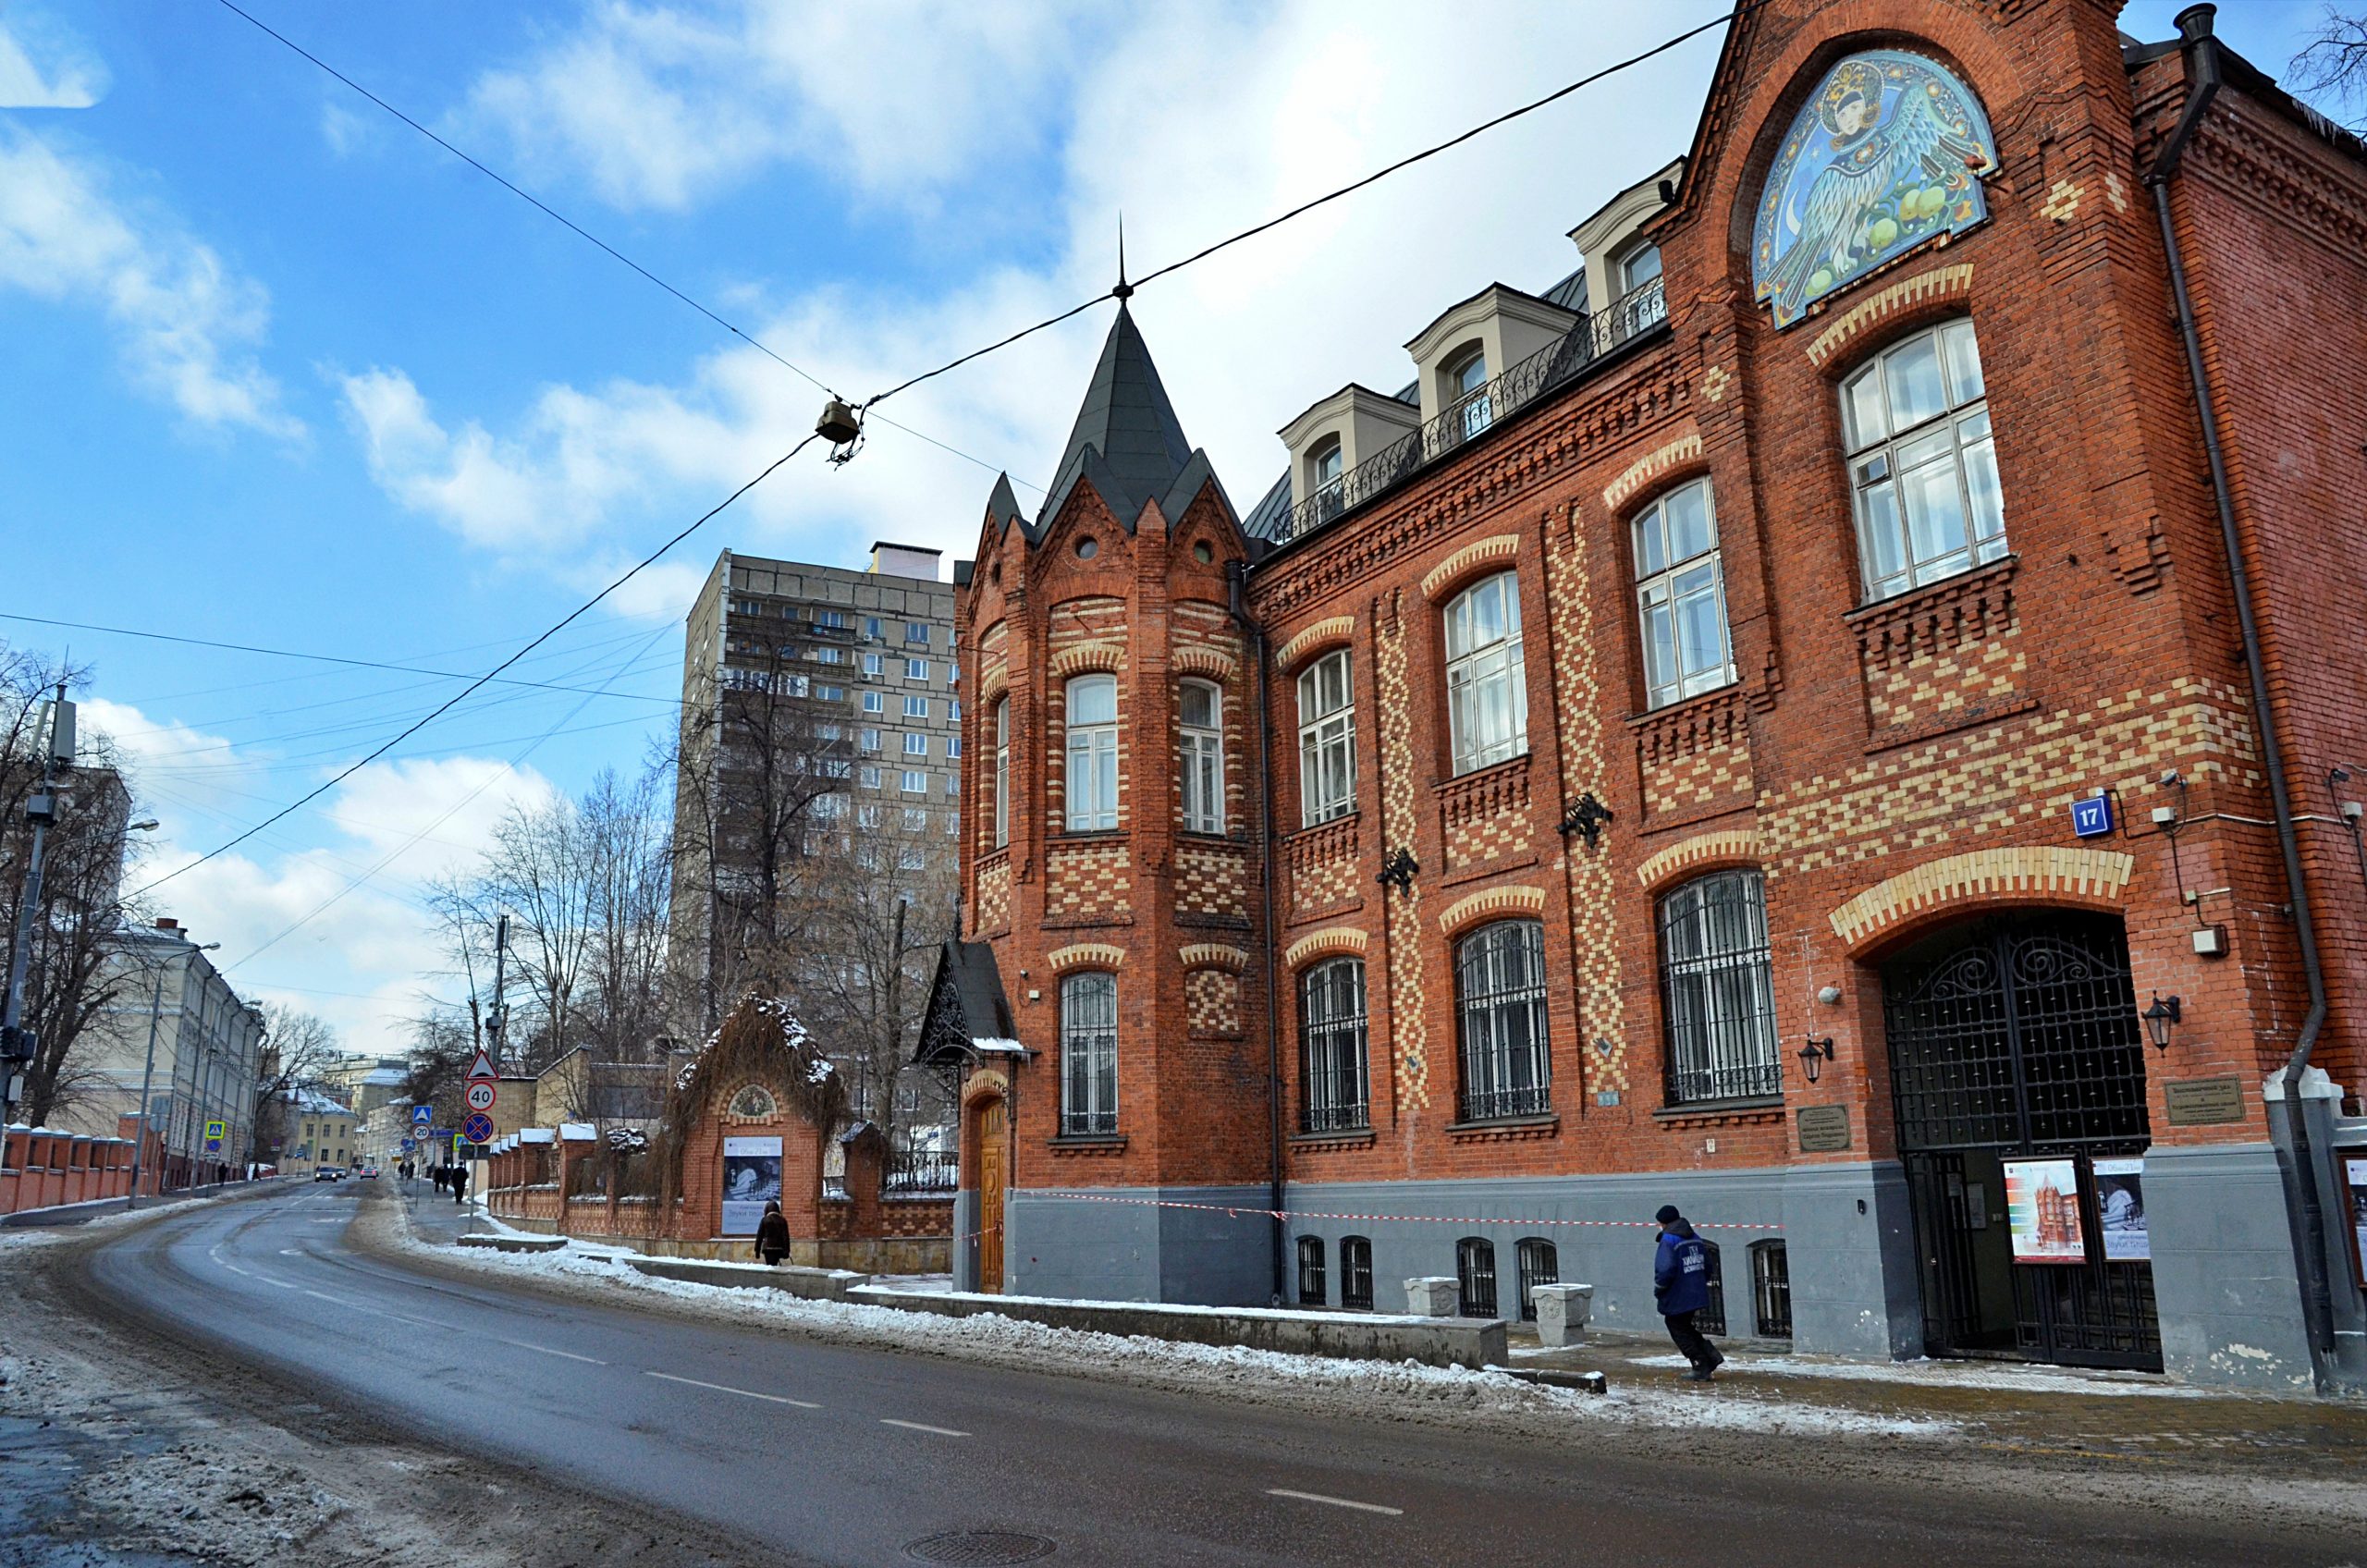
1653;1204;1724;1382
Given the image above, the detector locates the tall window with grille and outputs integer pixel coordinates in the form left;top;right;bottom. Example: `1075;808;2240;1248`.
1298;958;1369;1133
1454;920;1551;1121
1658;869;1781;1105
1841;319;2005;601
1515;1238;1559;1322
1750;1239;1792;1339
1443;572;1527;774
1296;1236;1327;1306
1058;972;1118;1136
991;698;1010;849
1631;478;1734;708
1340;1236;1374;1310
1178;680;1224;834
1296;649;1355;825
1455;1236;1498;1317
1064;674;1118;831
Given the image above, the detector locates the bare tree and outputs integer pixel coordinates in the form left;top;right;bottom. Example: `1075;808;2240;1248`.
401;1006;475;1136
2293;7;2367;128
575;765;671;1066
250;1003;342;1163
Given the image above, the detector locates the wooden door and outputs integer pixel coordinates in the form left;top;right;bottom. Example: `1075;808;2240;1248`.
975;1096;1007;1293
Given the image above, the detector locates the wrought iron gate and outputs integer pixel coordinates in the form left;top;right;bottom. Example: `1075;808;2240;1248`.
1883;913;2161;1370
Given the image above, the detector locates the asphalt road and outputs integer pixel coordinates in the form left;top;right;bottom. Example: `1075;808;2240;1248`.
71;1184;2343;1567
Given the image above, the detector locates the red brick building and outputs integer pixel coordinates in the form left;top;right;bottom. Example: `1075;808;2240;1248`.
925;0;2367;1391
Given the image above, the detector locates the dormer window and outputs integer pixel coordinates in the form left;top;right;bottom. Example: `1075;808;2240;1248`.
1619;243;1662;293
1310;437;1344;521
1447;347;1491;441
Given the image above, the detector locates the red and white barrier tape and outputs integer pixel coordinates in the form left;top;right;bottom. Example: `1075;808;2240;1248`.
1009;1190;1781;1231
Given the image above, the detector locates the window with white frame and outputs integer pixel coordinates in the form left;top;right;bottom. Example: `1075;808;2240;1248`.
818;758;850;779
860;766;881;789
1632;478;1735;708
858;728;881;753
1841;319;2005;601
1299;957;1369;1133
901;807;928;832
863;654;882;677
1657;868;1782;1105
865;616;882;639
947;734;961;758
813;646;842;665
992;697;1011;849
1296;648;1355;826
781;674;809;697
1443;571;1527;773
944;773;958;797
1065;673;1119;831
816;722;841;741
1309;436;1344;521
950;699;962;721
1179;680;1224;834
815;609;846;630
906;658;929;680
903;732;928;756
1447;346;1490;441
1454;919;1551;1121
906;621;930;643
900;769;926;793
856;803;880;829
904;695;929;718
863;691;884;714
1059;972;1119;1136
816;684;843;702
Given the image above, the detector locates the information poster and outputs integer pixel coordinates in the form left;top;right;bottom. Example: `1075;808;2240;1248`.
2091;1157;2148;1262
721;1135;783;1236
2004;1157;2085;1265
2344;1153;2367;1291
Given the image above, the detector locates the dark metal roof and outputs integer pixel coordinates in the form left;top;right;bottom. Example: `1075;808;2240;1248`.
914;938;1018;1069
1036;302;1197;533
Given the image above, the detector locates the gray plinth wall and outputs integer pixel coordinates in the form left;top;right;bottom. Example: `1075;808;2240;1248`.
1003;1184;1277;1305
951;1189;980;1292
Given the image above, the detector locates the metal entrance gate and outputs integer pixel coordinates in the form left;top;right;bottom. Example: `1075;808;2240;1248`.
1883;913;2162;1369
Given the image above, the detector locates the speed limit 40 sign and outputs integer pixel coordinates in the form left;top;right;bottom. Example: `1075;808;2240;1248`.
464;1080;497;1112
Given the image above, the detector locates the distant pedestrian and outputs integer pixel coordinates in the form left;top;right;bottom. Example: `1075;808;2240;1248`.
451;1165;468;1206
1653;1204;1723;1383
754;1200;791;1267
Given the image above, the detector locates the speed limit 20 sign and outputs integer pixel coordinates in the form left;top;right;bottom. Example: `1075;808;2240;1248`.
464;1081;497;1112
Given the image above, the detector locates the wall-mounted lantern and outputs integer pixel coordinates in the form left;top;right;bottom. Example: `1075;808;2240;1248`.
1797;1034;1834;1085
2141;993;2182;1053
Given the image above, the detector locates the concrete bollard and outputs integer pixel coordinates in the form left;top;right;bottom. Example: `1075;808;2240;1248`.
1404;1276;1462;1317
1530;1282;1595;1347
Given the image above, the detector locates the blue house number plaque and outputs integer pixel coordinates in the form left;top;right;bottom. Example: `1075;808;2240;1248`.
2070;792;2115;839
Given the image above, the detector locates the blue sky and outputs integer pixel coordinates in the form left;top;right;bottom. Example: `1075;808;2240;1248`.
0;1;2337;1056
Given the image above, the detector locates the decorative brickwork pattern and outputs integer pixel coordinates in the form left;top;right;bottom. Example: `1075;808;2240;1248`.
977;619;1009;705
1542;506;1627;1093
1802;262;1976;369
1418;534;1522;600
1282;926;1369;968
1172;601;1243;684
1635;690;1754;822
1047;642;1126;679
1601;431;1706;512
1045;841;1132;925
1438;756;1533;870
1436;882;1548;934
1047;941;1128;974
1283;815;1361;922
1373;590;1430;1109
1851;563;2028;742
1828;846;2137;951
1178;943;1250;973
976;852;1012;934
1636;828;1763;889
1184;967;1244;1037
1177;841;1249;922
1274;615;1355;671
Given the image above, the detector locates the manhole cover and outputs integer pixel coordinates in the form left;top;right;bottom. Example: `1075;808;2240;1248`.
902;1530;1056;1564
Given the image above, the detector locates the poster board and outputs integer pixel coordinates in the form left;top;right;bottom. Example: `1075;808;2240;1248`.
2091;1157;2148;1263
721;1135;783;1236
2342;1150;2367;1292
2003;1157;2085;1265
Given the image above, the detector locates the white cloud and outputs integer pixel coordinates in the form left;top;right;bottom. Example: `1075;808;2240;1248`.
0;125;300;435
454;0;1094;212
350;3;1726;583
0;9;108;109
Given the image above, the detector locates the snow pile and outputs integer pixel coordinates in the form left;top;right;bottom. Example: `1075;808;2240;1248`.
1628;1353;2213;1399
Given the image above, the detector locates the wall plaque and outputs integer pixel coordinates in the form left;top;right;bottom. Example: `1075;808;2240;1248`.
2163;1074;2247;1127
1797;1104;1853;1153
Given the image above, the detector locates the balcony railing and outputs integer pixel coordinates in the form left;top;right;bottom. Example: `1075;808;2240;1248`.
1276;277;1667;545
885;1147;958;1193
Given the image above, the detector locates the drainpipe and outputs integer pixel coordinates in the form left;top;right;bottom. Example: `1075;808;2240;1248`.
1230;559;1287;1305
2145;2;2339;1370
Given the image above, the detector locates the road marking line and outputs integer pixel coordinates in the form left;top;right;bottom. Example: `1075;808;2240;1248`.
303;1291;352;1306
879;1419;970;1438
497;1339;606;1365
645;1371;821;1408
1267;1489;1403;1516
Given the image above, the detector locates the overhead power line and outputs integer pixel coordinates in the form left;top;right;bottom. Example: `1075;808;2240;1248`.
134;433;824;898
207;0;1045;495
858;3;1746;414
0;612;682;707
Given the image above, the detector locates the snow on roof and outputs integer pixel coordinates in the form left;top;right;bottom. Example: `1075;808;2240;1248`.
973;1037;1027;1056
517;1127;557;1144
558;1121;596;1141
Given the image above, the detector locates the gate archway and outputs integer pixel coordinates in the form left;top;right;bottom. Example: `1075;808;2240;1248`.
1881;910;2161;1369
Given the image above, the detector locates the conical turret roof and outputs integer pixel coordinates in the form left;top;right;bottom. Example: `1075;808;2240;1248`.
1035;302;1197;533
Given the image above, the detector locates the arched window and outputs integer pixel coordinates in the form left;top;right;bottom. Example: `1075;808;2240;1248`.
1751;1239;1792;1339
1059;972;1119;1136
1456;1236;1499;1317
1515;1238;1560;1323
1178;680;1224;835
1454;919;1551;1121
1064;674;1118;832
1340;1236;1374;1310
1296;648;1355;826
1631;478;1734;708
991;696;1011;849
1619;242;1662;293
1308;436;1345;522
1842;319;2004;600
1443;572;1527;774
1657;869;1781;1105
1447;346;1491;441
1298;958;1369;1133
1296;1235;1327;1306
